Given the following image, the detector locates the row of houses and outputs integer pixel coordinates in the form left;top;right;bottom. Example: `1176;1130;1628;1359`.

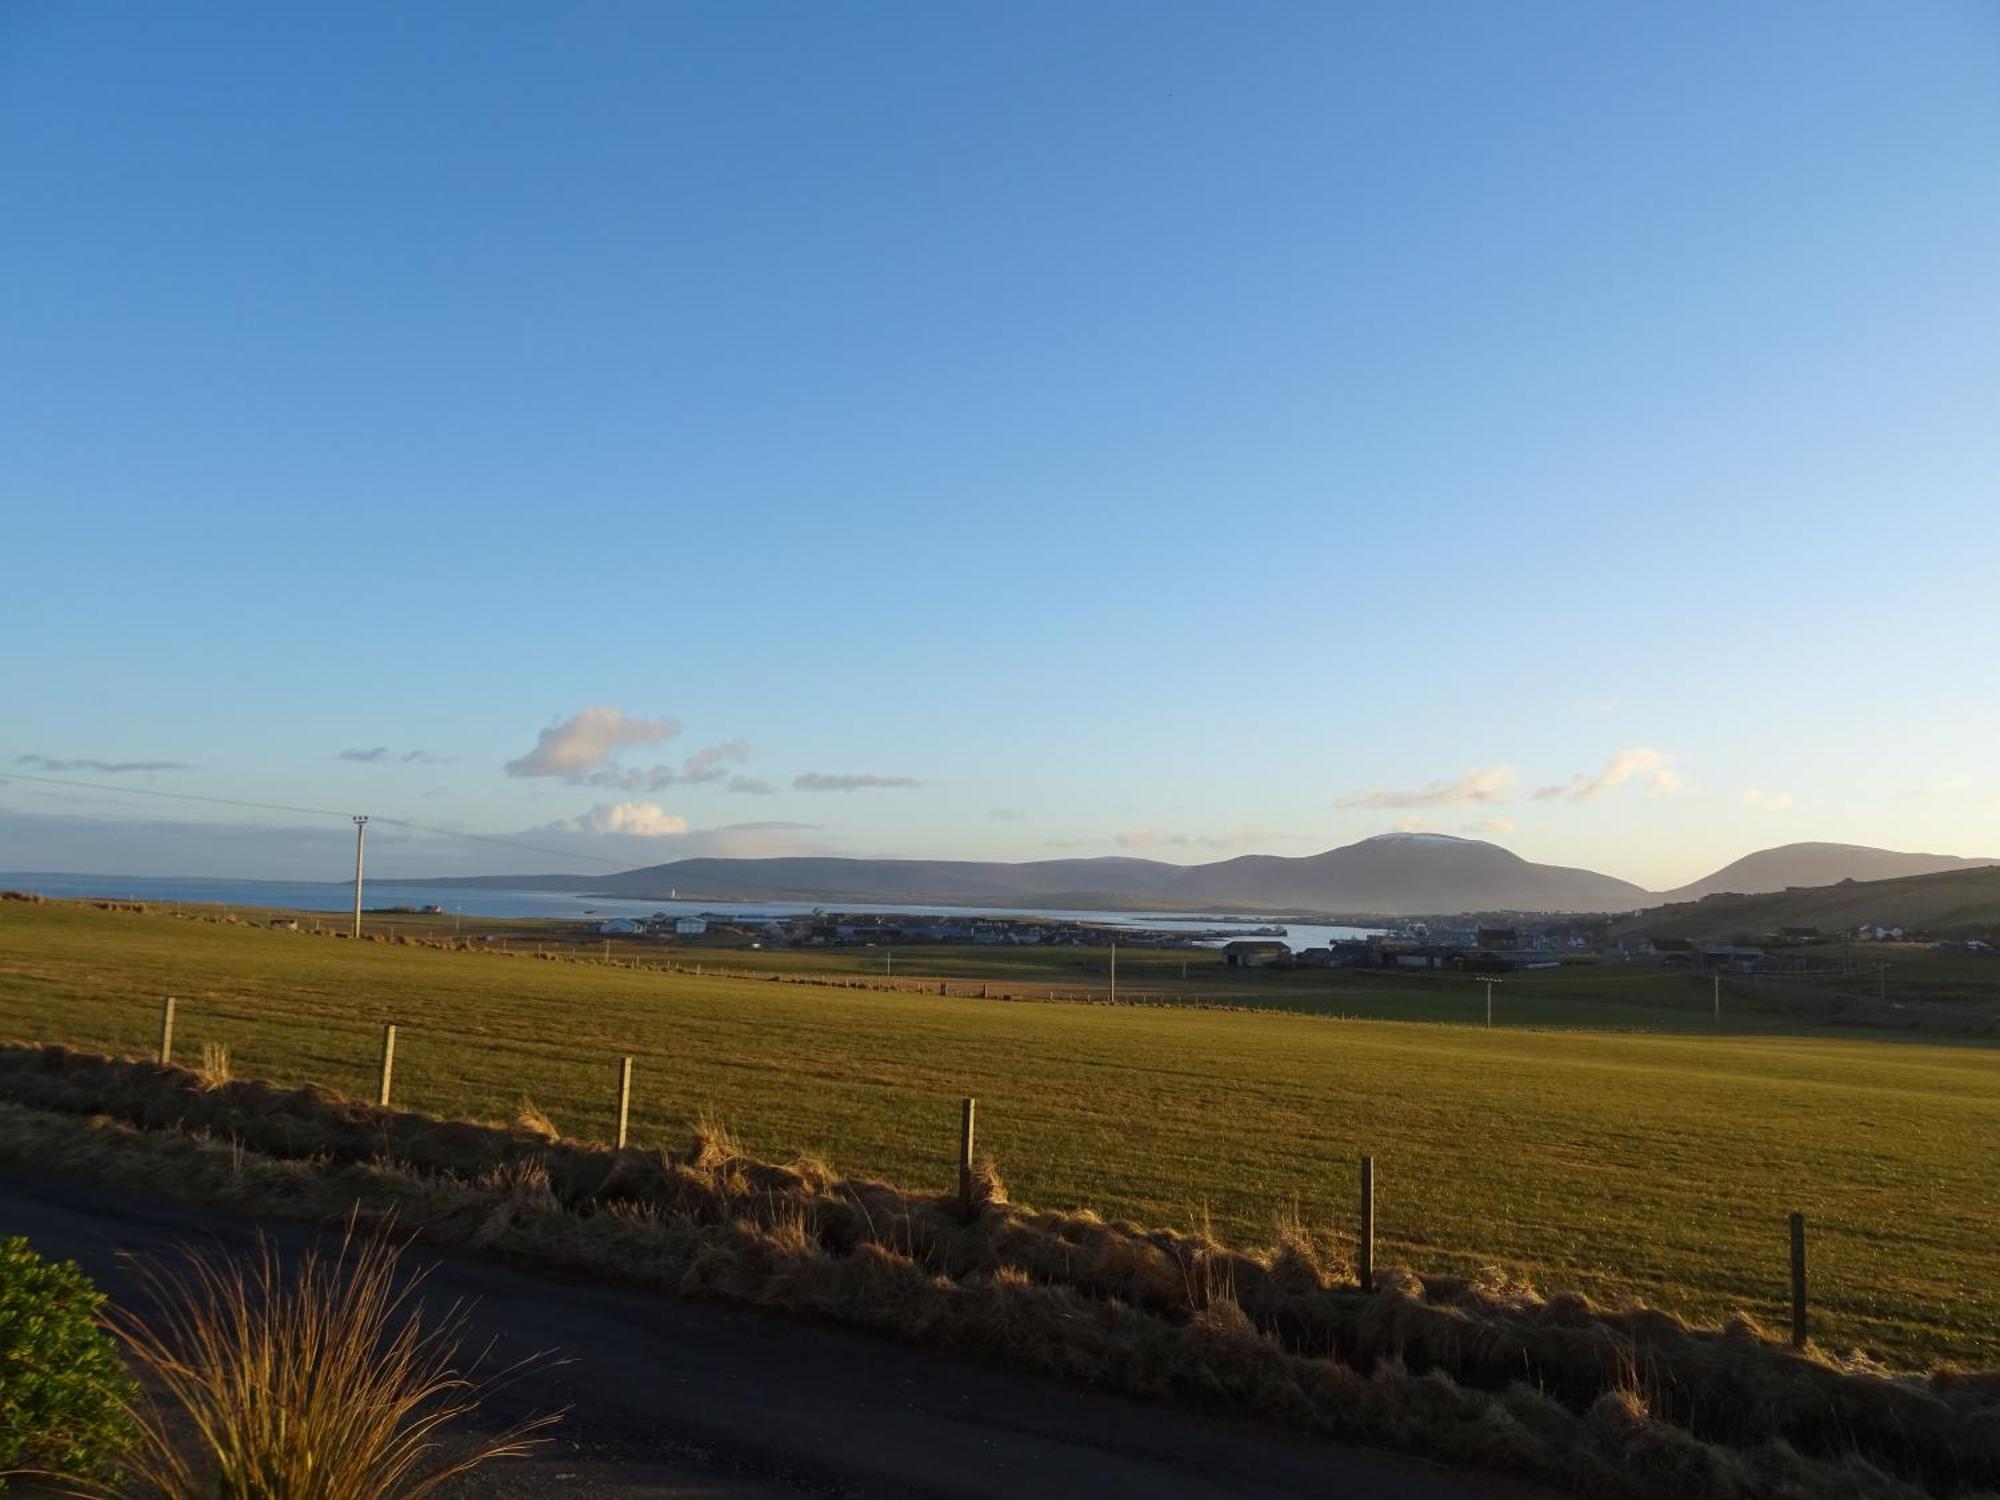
1220;936;1565;973
597;913;709;937
597;910;1233;949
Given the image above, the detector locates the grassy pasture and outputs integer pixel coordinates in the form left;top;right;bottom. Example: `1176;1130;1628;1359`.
79;897;1834;1031
668;941;1833;1030
6;899;2000;1369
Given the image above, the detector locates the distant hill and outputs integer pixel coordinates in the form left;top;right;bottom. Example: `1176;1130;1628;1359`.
1636;864;2000;941
1662;842;2000;902
1162;833;1648;915
396;833;1651;916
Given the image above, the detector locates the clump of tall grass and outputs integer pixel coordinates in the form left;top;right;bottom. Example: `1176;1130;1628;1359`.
511;1098;558;1141
99;1223;556;1499
194;1042;232;1090
965;1156;1008;1210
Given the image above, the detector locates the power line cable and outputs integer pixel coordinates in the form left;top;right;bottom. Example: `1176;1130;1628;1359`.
373;817;632;868
2;771;353;821
0;770;631;869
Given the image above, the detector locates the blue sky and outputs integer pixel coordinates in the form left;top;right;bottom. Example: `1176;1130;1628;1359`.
3;1;1997;889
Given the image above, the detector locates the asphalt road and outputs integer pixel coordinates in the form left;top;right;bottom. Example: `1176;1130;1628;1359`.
1;1169;1535;1499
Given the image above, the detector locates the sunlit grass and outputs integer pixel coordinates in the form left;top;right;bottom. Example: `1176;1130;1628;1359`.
5;899;1999;1368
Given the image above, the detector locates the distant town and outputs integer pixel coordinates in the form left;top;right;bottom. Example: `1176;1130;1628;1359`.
585;907;1992;975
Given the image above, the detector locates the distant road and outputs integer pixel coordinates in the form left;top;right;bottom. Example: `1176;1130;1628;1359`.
2;1169;1535;1499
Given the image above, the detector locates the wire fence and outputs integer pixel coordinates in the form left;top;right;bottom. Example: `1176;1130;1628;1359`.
16;984;1827;1355
12;898;1989;1365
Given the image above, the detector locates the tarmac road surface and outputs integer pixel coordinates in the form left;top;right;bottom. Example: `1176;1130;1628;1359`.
1;1168;1546;1499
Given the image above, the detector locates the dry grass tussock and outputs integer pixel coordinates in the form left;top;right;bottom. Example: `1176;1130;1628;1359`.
3;1042;1997;1500
193;1041;231;1090
511;1098;558;1141
93;1219;556;1499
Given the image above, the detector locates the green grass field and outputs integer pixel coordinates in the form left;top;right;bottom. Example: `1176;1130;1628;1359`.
101;898;1857;1031
7;899;2000;1369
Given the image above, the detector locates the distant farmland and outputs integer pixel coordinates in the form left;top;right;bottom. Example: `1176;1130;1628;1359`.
1634;863;2000;941
6;898;2000;1369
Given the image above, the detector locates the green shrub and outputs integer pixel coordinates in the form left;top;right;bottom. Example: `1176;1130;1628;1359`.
0;1236;136;1492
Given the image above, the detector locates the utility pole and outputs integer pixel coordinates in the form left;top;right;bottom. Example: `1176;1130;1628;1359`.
1713;972;1721;1023
1110;942;1117;1004
1483;976;1495;1028
351;816;368;939
886;949;893;977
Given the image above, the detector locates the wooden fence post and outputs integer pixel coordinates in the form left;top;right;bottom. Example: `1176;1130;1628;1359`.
1359;1155;1376;1292
616;1056;634;1149
1789;1211;1808;1349
377;1023;397;1108
958;1097;977;1218
158;996;176;1065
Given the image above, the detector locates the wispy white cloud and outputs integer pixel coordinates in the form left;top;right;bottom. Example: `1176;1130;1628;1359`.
1465;816;1516;836
1042;831;1177;851
1335;766;1516;810
728;775;776;796
1195;828;1306;851
677;739;750;784
505;707;681;780
16;754;192;774
1533;747;1682;802
1046;827;1299;853
793;772;922;792
543;817;828;859
678;821;827;858
504;710;760;791
556;801;690;837
337;746;449;765
987;807;1028;822
1923;775;1975;796
1740;788;1794;812
584;746;754;792
525;814;830;859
